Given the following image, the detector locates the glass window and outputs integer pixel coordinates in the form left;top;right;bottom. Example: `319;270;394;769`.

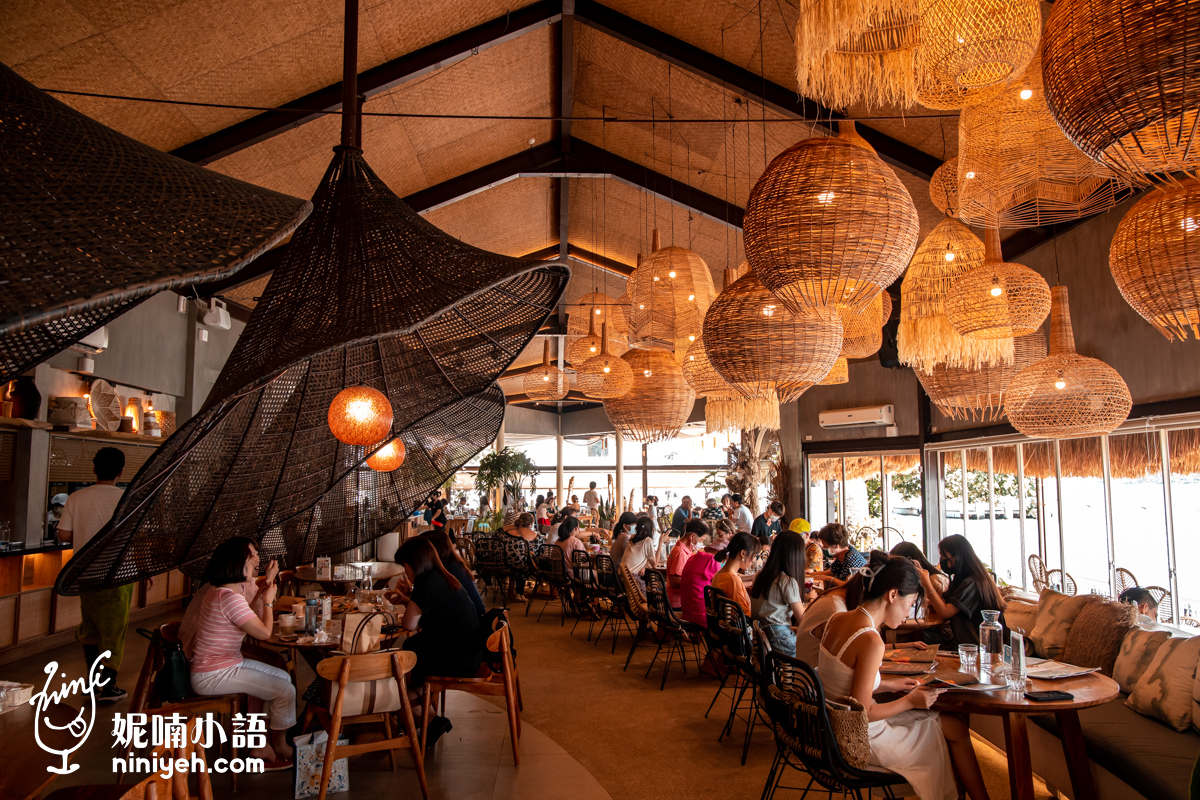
844;456;882;549
646;433;733;466
808;457;842;529
883;455;923;550
940;450;964;539
1110;431;1170;598
1023;441;1056;573
964;447;992;567
990;445;1025;587
1168;429;1199;621
1057;437;1110;596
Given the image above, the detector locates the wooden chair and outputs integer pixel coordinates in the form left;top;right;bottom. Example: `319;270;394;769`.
421;619;521;766
568;549;598;639
1046;568;1077;596
1146;585;1173;623
590;553;635;653
1028;553;1049;592
315;650;427;800
277;569;299;596
1114;567;1138;597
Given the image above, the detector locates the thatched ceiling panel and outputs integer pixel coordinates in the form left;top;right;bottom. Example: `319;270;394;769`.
424;177;557;257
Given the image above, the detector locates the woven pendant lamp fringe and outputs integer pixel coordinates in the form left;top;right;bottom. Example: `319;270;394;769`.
706;395;783;434
1004;286;1132;438
916;330;1044;421
523;339;568;401
945;228;1051;340
578;322;635;399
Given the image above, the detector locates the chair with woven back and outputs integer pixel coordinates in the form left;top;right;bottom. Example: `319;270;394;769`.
714;593;764;765
526;544;574;624
314;650;427;800
568;549;599;639
1114;567;1138;597
420;617;521;765
472;536;510;605
642;567;704;690
590;553;635;653
1028;553;1049;592
762;651;910;800
1145;585;1174;623
446;517;467;540
703;584;733;719
618;563;658;671
1046;568;1077;596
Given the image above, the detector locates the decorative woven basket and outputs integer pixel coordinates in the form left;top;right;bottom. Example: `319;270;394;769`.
819;357;850;385
945;228;1050;340
916;330;1045;421
578;323;634;399
628;234;717;348
929;156;960;217
523;340;568;402
899;217;1014;373
744;123;919;315
1005;286;1132;438
682;336;740;399
603;349;696;443
840;291;892;359
957;51;1134;229
1042;0;1200;176
915;0;1041;110
1109;179;1200;341
703;269;844;402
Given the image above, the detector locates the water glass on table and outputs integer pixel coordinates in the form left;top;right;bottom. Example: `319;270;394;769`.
278;613;296;636
958;643;979;674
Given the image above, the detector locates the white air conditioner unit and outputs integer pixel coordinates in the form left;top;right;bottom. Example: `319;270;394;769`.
202;298;232;330
69;326;109;355
818;404;894;429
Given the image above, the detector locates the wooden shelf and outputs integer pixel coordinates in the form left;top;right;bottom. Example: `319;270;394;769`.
0;417;52;430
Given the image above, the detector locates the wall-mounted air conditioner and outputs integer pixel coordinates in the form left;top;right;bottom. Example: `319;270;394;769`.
818;405;894;429
69;327;109;355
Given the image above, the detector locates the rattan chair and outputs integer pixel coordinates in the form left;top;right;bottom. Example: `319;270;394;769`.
473;537;509;604
714;593;765;765
762;652;909;800
569;550;599;639
1181;617;1199;629
703;585;734;718
526;544;574;624
591;553;636;653
1146;586;1174;623
1047;568;1077;596
642;568;705;690
1028;554;1049;592
618;564;658;671
1114;567;1138;598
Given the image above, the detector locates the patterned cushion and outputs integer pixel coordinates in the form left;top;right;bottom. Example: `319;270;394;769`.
1029;589;1097;659
1194;663;1200;735
1113;628;1172;693
1126;634;1200;732
1002;600;1039;640
1059;599;1136;676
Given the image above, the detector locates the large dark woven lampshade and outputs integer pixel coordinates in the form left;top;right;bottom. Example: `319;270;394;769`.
0;64;311;385
56;147;568;593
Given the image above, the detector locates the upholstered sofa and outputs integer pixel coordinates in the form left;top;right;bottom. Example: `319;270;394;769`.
967;590;1200;800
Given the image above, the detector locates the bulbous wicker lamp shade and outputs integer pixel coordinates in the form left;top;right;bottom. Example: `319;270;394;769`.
366;438;407;472
328;386;394;446
945;228;1050;340
603;349;696;443
1042;0;1200;176
900;217;1014;373
523;340;568;401
744;123;919;314
957;52;1134;229
566;312;607;366
1109;179;1200;341
706;395;783;434
795;0;921;109
570;291;630;334
915;0;1041;110
628;237;717;347
577;323;634;399
819;358;850;385
683;336;740;398
0;64;311;385
703;269;844;403
840;291;893;359
929;157;961;217
1006;286;1132;438
916;330;1046;421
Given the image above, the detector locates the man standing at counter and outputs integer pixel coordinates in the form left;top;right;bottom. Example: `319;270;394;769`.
57;447;129;703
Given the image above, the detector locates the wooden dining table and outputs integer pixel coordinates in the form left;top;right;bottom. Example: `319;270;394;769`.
928;657;1119;800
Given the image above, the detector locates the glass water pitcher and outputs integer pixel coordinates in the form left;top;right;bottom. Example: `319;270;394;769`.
979;609;1004;676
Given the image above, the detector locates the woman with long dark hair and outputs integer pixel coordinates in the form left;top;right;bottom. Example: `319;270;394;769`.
608;510;638;569
418;530;484;617
891;541;950;615
820;551;990;800
709;532;761;614
749;530;807;654
915;534;1005;647
679;519;736;626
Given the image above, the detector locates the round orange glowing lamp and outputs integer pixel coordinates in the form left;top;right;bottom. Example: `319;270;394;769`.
366;438;406;471
328;386;393;446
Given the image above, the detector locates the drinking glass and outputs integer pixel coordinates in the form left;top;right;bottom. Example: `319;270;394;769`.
958;644;979;674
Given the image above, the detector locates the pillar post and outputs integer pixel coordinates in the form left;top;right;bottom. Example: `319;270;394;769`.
615;431;624;515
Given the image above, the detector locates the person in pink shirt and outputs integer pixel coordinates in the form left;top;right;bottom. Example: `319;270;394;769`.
679;519;736;626
666;519;704;609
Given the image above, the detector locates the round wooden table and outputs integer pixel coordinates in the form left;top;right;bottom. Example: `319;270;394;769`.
930;657;1119;800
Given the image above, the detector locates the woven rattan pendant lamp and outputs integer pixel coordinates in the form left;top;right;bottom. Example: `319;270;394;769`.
523;340;569;401
1005;287;1132;438
577;323;634;399
628;230;717;353
929;156;961;217
567;291;628;364
899;217;1014;373
0;64;311;386
957;51;1134;229
703;268;844;403
602;348;696;443
819;358;850;385
1042;0;1200;176
915;0;1041;110
567;312;606;365
840;291;893;359
1109;178;1200;341
56;0;569;594
945;228;1050;340
916;329;1045;421
744;123;919;315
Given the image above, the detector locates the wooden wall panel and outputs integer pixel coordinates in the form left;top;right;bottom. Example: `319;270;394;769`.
18;589;51;642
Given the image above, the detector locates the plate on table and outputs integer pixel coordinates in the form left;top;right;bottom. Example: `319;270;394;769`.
275;633;299;642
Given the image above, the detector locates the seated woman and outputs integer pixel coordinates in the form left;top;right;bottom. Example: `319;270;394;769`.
620;516;658;589
808;522;866;587
666;519;704;610
552;515;587;575
186;538;294;769
891;541;949;617
820;551;990;800
750;529;807;655
417;530;484;618
500;512;541;601
607;511;638;569
914;534;1005;648
547;507;575;539
396;537;483;742
567;494;581;513
709;532;761;615
679;519;735;626
797;569;927;666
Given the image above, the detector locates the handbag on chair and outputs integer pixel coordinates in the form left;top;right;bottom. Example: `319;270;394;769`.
326;611;403;716
825;694;871;770
136;628;191;704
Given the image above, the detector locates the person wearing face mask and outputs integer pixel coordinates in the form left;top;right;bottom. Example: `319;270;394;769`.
913;534;1005;648
820;551;991;800
750;500;785;547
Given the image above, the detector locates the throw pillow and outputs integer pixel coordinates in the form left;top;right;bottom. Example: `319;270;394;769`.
1029;589;1097;659
1003;600;1039;640
1113;628;1171;693
1126;634;1200;732
1194;663;1200;735
1059;600;1136;676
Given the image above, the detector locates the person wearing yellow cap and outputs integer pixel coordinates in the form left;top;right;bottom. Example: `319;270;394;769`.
788;518;810;535
791;517;824;600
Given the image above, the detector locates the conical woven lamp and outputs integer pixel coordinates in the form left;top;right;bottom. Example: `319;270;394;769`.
567;312;605;365
603;349;696;443
957;51;1134;229
1042;0;1200;176
945;228;1050;340
840;291;893;359
915;0;1041;110
916;330;1046;421
900;217;1014;373
578;323;634;399
628;231;717;350
744;122;919;314
819;358;850;385
1005;286;1132;438
1109;178;1200;341
524;340;568;401
703;268;843;403
0;64;311;385
929;156;961;217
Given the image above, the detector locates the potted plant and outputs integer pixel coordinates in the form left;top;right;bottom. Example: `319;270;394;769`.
474;447;539;510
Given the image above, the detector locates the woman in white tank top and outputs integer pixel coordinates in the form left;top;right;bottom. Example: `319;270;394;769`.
818;551;992;800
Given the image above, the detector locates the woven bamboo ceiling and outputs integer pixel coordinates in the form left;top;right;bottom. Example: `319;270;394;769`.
5;0;1054;409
